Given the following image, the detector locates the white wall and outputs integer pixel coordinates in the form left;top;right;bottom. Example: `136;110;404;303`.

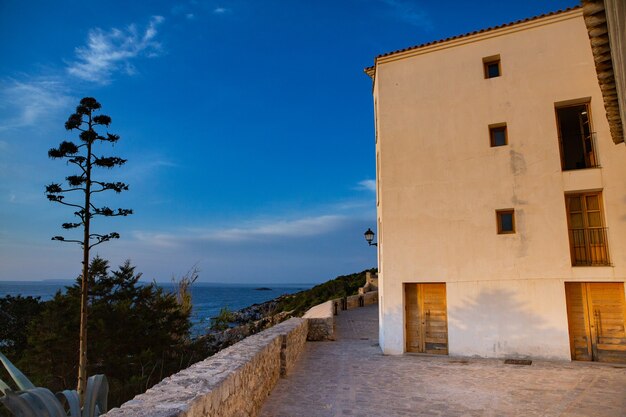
447;279;571;359
372;9;626;358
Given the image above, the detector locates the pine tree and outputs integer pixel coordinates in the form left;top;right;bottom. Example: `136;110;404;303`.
21;258;195;407
45;97;132;399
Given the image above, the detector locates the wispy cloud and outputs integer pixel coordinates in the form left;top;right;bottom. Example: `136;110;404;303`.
0;15;165;128
213;7;231;14
0;78;73;130
209;215;345;242
380;0;432;29
356;179;376;192
67;16;165;84
133;214;346;247
170;3;196;20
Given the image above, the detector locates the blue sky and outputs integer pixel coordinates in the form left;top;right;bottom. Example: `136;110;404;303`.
0;0;579;283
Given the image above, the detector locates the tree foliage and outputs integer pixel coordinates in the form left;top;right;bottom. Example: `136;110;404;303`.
46;97;132;249
0;296;43;362
172;265;200;317
210;307;236;331
46;97;132;397
275;268;376;315
8;258;206;407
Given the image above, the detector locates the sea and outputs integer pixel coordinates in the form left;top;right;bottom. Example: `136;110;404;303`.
0;281;311;337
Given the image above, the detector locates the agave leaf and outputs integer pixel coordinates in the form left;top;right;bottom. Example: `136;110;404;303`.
33;388;67;417
0;390;37;417
0;353;109;417
21;388;66;417
1;388;67;417
82;374;108;417
56;389;81;417
19;393;48;417
0;378;11;395
0;351;35;391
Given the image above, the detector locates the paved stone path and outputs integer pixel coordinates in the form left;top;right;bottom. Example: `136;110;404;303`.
258;304;626;417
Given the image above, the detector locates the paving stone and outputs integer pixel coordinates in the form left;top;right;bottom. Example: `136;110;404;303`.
258;304;626;417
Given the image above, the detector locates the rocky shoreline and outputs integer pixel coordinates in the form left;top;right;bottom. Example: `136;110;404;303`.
198;294;295;355
195;268;376;356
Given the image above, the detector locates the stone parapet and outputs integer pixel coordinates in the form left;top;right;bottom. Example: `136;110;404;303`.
280;319;307;376
302;292;379;341
345;291;378;309
104;294;378;416
104;317;307;417
302;300;335;341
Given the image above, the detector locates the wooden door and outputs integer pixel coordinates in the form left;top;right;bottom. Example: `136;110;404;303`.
405;283;448;354
565;282;626;363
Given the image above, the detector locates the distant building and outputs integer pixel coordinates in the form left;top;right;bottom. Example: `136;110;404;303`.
366;7;626;362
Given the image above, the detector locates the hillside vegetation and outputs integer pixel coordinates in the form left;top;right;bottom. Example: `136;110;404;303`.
275;268;376;316
0;265;377;413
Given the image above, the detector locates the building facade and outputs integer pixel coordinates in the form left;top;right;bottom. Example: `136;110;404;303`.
366;7;626;361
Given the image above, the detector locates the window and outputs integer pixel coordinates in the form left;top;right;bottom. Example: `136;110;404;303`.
555;102;597;170
496;209;515;234
489;123;507;147
483;55;501;78
566;192;610;266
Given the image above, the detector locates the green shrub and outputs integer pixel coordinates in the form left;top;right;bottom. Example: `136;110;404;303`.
275;268;376;316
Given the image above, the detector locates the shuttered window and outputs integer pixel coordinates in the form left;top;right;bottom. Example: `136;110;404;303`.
566;193;610;266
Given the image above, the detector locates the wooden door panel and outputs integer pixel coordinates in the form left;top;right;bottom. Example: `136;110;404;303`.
587;283;626;363
405;283;448;355
422;283;448;355
565;282;626;363
565;282;592;361
597;343;626;351
405;284;421;352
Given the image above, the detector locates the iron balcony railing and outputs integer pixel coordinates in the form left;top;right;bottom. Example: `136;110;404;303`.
569;227;611;266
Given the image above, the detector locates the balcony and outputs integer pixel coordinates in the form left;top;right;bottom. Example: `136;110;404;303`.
569;227;611;266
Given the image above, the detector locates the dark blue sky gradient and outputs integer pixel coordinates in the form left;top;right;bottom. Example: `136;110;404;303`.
0;0;579;283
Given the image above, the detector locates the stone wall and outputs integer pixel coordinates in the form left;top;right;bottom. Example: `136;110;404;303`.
344;291;378;309
104;317;307;417
104;293;378;417
302;300;335;341
280;318;308;376
303;292;379;341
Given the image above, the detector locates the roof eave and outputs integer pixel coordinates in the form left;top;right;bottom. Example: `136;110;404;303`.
583;0;625;145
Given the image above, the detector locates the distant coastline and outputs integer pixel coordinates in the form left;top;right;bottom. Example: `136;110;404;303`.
0;281;311;337
0;279;316;287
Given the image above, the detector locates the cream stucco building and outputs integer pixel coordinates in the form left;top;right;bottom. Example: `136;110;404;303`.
366;7;626;362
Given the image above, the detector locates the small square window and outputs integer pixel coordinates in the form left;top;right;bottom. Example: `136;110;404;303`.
496;209;515;234
489;124;507;147
483;55;501;79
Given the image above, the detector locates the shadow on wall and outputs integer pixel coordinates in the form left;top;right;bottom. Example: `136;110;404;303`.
448;288;569;360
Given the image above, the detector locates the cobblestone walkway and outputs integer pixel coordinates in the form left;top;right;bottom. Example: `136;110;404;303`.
259;304;626;417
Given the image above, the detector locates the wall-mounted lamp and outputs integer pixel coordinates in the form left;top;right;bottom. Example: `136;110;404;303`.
364;228;377;247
